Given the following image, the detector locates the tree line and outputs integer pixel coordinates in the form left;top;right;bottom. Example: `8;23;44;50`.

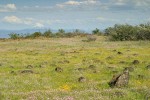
9;22;150;41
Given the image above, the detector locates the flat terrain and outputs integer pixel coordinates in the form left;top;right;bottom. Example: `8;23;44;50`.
0;36;150;100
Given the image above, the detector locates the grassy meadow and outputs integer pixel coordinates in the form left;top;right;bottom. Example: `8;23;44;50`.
0;36;150;100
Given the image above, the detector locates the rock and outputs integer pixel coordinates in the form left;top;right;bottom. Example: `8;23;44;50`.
55;67;63;72
133;54;138;56
119;61;126;64
77;68;85;71
20;70;34;74
145;92;150;100
88;65;96;69
106;56;113;60
108;68;129;88
93;70;97;73
93;59;102;63
146;65;150;70
10;71;15;74
63;60;70;63
78;77;86;82
26;65;33;69
132;60;140;64
137;74;144;79
117;52;123;54
107;67;114;69
113;49;117;52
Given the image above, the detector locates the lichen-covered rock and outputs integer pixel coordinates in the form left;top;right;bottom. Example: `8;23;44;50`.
132;60;140;64
146;65;150;70
108;68;129;88
78;77;86;82
55;67;63;72
26;65;33;69
20;70;34;74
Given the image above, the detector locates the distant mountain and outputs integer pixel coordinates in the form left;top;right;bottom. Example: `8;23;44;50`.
0;28;50;38
0;28;91;38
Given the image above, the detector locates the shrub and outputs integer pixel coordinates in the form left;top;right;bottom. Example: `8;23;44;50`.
55;29;65;38
31;32;42;38
92;28;102;36
105;23;150;41
9;33;21;39
43;29;52;38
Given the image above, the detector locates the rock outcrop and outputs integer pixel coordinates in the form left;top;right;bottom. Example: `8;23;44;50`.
108;68;129;88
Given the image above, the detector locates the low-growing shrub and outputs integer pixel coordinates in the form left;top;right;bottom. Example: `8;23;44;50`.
105;22;150;41
9;33;21;39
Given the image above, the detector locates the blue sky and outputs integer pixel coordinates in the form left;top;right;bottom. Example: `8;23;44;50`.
0;0;150;30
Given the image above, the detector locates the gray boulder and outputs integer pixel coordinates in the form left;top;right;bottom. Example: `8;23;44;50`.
108;68;129;88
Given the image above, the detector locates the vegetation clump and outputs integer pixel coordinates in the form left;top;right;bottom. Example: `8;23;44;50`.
105;22;150;41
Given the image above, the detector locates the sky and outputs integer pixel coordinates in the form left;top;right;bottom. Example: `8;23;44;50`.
0;0;150;30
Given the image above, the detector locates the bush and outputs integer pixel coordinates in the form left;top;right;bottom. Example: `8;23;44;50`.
31;32;42;38
105;23;150;41
9;33;21;39
43;29;52;38
92;28;103;36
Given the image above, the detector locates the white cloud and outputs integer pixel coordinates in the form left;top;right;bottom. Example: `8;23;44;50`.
112;0;127;5
0;4;17;12
97;16;118;22
34;23;44;28
112;0;150;6
3;16;22;23
3;16;45;28
65;1;80;5
56;0;100;8
6;4;16;10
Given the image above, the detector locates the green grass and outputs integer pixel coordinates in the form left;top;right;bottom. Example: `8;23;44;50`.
0;36;150;100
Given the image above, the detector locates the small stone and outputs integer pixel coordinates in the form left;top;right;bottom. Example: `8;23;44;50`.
93;70;97;73
106;56;113;59
55;67;63;72
117;52;123;54
64;60;70;63
119;61;126;64
146;65;150;70
78;77;86;82
113;49;117;52
20;70;34;74
132;60;140;64
137;74;144;79
77;68;85;71
107;67;114;69
26;65;33;69
10;71;15;74
133;54;138;56
88;65;96;69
